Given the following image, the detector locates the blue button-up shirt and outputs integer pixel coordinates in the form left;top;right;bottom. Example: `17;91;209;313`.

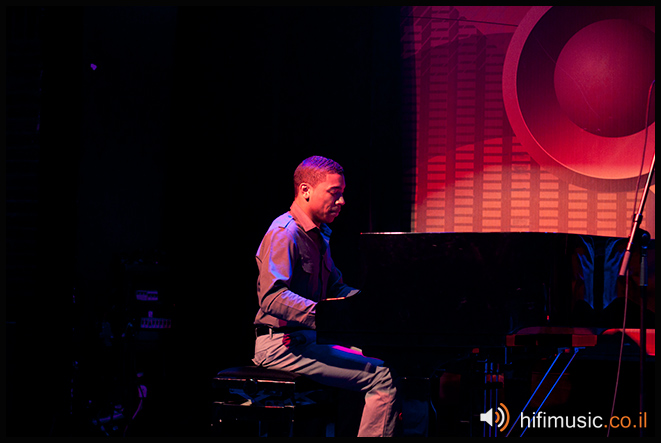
254;202;357;329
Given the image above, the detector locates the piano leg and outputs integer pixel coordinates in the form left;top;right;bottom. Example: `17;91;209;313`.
432;350;507;437
479;360;505;437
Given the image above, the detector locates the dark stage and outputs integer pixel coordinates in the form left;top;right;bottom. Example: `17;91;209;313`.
6;6;655;437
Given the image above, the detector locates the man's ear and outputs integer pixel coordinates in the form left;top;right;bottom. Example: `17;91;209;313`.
299;183;311;201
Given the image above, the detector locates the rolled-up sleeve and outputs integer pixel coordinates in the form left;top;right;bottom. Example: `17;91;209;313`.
255;227;317;329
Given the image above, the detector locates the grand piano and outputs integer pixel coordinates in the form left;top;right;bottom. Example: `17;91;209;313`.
318;232;654;354
316;232;655;435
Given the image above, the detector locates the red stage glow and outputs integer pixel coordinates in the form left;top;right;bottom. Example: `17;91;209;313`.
403;6;655;237
503;6;655;189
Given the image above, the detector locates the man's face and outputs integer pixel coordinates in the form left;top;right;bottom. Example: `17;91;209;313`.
305;173;346;226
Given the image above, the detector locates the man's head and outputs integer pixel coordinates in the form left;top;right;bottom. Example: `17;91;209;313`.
293;156;346;227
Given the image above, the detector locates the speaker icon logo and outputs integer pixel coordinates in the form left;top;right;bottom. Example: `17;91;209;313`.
480;403;510;430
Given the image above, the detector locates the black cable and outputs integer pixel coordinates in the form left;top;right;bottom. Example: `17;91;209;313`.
606;268;629;438
606;78;655;437
632;80;655;210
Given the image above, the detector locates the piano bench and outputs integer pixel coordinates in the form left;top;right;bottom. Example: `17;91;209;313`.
210;365;335;437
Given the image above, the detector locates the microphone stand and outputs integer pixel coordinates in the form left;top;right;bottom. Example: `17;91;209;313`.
618;152;654;437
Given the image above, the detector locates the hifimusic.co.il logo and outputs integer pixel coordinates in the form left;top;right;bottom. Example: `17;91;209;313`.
480;403;510;430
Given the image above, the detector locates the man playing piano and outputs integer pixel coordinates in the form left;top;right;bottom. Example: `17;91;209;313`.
252;156;399;437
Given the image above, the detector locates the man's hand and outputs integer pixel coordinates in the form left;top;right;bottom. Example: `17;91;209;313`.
282;333;307;348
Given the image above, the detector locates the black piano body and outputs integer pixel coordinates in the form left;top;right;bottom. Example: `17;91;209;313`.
317;231;654;358
316;232;654;436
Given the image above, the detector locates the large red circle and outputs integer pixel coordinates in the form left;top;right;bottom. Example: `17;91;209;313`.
503;6;655;191
554;19;655;138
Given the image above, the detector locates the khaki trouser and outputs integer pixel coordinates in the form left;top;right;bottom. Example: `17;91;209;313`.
252;329;399;437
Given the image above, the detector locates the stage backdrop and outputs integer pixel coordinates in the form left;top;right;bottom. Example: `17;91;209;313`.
401;6;655;238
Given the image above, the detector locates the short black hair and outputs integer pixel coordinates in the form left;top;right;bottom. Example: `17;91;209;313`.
293;156;344;197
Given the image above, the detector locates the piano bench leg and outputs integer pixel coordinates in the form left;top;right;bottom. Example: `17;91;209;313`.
211;365;336;437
